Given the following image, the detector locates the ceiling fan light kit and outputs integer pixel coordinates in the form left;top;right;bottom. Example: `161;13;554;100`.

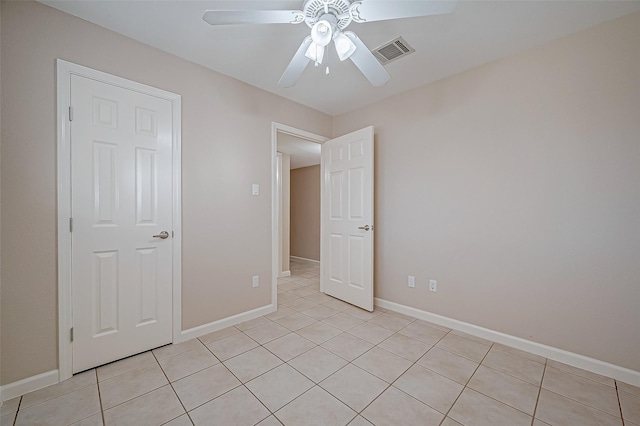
203;0;456;87
305;41;325;64
311;14;337;47
334;32;357;61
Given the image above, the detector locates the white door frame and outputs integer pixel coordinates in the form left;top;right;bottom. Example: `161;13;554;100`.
56;59;182;381
271;123;328;304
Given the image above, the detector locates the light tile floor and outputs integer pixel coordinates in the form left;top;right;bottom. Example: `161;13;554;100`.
3;258;639;425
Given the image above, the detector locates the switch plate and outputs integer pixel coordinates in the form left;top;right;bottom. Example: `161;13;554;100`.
408;276;415;288
429;280;437;292
252;276;259;288
252;184;260;196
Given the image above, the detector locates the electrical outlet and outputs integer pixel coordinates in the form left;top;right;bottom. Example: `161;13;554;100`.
408;275;415;288
429;280;437;292
252;184;260;196
252;276;259;288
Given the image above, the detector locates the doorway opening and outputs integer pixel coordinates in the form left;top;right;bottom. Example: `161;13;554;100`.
271;123;328;305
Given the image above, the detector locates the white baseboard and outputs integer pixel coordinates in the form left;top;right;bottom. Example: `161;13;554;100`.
278;271;291;278
1;370;59;402
375;298;640;387
290;256;320;264
0;305;277;401
180;304;276;343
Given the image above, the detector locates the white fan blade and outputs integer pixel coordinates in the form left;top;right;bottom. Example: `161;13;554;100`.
279;36;313;88
344;32;390;87
203;10;303;25
205;1;302;10
350;0;456;23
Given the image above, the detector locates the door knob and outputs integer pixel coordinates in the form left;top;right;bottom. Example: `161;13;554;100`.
358;225;370;231
153;231;169;239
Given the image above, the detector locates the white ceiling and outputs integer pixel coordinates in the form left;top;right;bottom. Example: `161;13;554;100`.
40;0;640;116
277;133;321;169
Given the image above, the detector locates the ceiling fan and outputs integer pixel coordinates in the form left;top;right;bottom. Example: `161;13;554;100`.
203;0;456;88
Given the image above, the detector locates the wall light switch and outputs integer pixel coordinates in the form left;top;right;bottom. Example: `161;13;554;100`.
252;276;259;288
408;276;415;288
252;184;260;196
429;280;437;292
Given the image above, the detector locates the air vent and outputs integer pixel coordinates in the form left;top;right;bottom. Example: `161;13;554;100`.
372;37;415;65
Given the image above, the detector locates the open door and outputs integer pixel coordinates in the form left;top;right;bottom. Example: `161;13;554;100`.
321;126;374;311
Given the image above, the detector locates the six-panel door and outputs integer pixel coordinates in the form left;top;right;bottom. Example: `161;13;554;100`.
321;126;374;311
71;75;173;372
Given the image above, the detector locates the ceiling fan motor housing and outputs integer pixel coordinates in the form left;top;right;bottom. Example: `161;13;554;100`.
303;0;353;30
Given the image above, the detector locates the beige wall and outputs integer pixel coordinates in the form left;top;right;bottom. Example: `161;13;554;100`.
333;12;640;372
290;165;321;261
0;1;331;385
278;153;291;275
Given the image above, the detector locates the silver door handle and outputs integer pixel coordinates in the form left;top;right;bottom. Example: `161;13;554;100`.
153;231;169;239
358;225;370;231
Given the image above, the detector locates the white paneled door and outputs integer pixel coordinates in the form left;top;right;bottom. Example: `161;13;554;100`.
70;75;173;373
321;127;374;311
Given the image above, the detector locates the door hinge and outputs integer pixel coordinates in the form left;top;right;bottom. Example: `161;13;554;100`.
69;106;74;121
70;327;74;342
172;231;175;238
69;217;73;232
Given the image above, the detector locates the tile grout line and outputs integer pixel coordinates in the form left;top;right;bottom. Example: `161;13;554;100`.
11;396;22;426
530;358;547;426
474;349;546;386
189;301;349;419
349;321;454;424
99;365;175;410
242;318;326;425
240;383;277;425
260;275;378;423
197;334;279;423
615;381;626;426
449;344;553;422
361;316;453;419
151;349;195;425
281;268;462;423
439;340;495;424
545;363;620;388
95;369;107;426
541;359;625;419
543;387;625;420
266;383;338;424
182;358;273;424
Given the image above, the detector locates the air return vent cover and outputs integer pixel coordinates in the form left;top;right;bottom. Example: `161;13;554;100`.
372;36;415;65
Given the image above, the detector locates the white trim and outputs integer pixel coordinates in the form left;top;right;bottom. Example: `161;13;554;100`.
171;87;183;346
57;59;73;383
277;152;283;278
271;123;328;309
0;370;59;402
181;304;276;342
278;271;291;278
375;298;640;387
290;256;320;264
56;59;183;379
